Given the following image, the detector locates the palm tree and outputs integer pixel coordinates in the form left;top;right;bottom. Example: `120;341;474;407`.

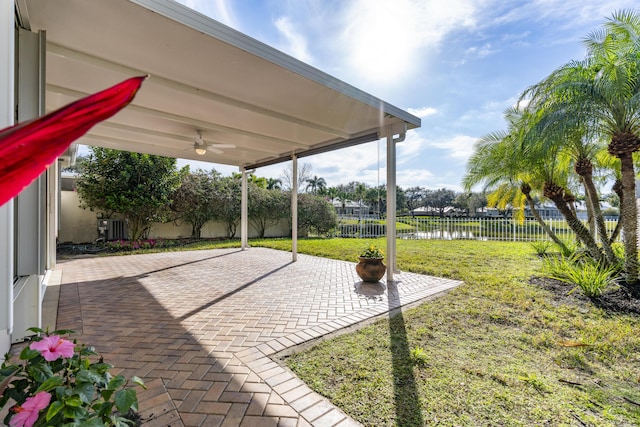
305;175;327;195
325;186;339;202
522;107;617;264
266;177;282;190
523;10;640;284
463;109;569;253
336;191;349;215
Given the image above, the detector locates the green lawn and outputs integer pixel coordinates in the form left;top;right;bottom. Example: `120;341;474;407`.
90;236;639;425
249;238;640;427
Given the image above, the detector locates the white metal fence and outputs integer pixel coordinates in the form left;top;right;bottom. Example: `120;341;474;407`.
333;215;620;243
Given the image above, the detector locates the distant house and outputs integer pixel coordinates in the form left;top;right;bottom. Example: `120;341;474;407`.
332;200;369;216
525;204;563;219
412;206;459;217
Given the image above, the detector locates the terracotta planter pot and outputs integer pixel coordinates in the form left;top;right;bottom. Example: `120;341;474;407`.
356;257;386;282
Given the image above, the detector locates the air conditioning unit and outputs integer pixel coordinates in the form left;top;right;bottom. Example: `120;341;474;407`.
97;219;128;241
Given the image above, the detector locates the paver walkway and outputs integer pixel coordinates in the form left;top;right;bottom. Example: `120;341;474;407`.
53;248;462;426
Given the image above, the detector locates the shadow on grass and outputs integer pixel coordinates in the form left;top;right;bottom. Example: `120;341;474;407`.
387;281;424;426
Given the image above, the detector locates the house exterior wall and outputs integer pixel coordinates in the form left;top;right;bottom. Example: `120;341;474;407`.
1;13;51;358
0;0;15;359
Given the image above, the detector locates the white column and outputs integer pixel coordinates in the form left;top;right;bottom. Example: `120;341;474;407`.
240;167;248;250
385;129;397;282
291;155;298;262
46;160;60;269
0;1;15;357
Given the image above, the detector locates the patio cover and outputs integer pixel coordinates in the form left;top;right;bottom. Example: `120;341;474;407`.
18;0;419;166
16;0;420;278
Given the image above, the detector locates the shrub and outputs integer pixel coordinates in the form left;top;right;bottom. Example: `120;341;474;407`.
531;241;552;256
104;239;176;252
542;255;619;298
0;328;144;426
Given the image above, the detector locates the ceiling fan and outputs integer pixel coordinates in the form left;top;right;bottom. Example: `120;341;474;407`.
193;130;235;155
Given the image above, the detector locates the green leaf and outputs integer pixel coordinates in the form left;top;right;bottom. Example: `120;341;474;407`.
0;365;20;376
76;368;104;384
46;400;65;421
26;327;44;334
27;362;54;383
95;401;114;418
0;366;20;396
107;375;126;390
19;346;41;361
101;389;115;401
131;376;146;389
63;404;87;419
64;395;84;407
74;383;96;403
90;363;112;375
115;389;138;413
77;417;106;427
35;375;64;392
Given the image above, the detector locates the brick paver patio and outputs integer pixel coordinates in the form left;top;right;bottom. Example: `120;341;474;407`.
52;247;462;426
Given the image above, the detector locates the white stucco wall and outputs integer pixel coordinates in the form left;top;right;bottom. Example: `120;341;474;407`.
59;191;100;243
60;191;291;242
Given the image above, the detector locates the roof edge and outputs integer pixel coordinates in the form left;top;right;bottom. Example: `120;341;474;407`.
128;0;421;129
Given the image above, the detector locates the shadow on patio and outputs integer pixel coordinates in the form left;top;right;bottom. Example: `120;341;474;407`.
51;248;461;426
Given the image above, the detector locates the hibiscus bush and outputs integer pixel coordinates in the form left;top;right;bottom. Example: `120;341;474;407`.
0;328;144;427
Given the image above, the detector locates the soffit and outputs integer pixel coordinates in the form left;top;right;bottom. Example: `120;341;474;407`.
21;0;420;168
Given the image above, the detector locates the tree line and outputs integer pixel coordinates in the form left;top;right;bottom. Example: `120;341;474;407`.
75;148;338;241
72;148;492;243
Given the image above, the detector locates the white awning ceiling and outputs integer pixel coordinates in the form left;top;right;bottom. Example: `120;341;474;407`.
17;0;420;170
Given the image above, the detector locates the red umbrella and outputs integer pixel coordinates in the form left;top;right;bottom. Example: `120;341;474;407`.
0;75;146;206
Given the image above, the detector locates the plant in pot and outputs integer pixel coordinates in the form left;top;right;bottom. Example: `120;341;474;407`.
356;244;386;282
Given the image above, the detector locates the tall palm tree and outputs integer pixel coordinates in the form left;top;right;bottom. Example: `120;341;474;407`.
523;10;640;284
304;175;327;195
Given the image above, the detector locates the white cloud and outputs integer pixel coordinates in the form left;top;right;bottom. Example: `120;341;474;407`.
397;131;427;163
407;107;437;118
428;134;478;163
484;0;638;33
396;168;435;188
309;143;383;186
465;43;499;58
274;16;313;63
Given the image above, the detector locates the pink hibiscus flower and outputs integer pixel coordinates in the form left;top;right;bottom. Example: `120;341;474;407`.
9;391;51;427
30;335;75;361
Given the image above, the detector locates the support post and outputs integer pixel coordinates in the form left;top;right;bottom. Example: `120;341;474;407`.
386;130;396;282
291;155;298;262
241;167;248;250
385;124;406;282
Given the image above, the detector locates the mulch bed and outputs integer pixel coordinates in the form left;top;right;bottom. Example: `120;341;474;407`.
530;276;640;316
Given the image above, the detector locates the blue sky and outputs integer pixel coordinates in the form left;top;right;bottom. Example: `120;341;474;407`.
170;0;638;191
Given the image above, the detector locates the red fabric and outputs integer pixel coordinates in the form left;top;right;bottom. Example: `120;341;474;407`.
0;76;146;206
